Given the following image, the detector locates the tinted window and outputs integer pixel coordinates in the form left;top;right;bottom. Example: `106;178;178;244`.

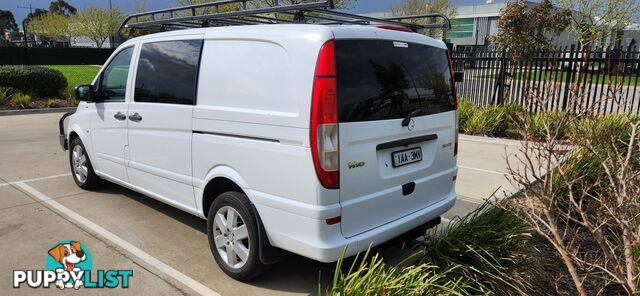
99;47;133;102
335;40;454;122
135;40;202;105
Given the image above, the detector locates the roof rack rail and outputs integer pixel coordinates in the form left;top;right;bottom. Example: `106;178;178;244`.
118;0;451;38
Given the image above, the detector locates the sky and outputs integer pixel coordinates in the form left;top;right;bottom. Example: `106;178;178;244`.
2;0;488;30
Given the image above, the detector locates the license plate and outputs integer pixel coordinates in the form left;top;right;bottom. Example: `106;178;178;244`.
391;147;422;167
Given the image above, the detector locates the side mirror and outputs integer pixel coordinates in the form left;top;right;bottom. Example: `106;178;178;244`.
74;84;94;102
453;71;464;83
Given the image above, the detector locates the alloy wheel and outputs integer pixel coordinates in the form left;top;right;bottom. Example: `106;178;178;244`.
72;145;88;184
212;206;250;269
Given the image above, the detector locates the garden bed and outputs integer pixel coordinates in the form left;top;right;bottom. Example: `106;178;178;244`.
0;65;99;111
322;103;640;295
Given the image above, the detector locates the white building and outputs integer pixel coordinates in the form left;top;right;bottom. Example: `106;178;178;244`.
70;36;112;48
367;0;640;50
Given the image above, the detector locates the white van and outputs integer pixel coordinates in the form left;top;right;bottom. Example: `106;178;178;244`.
59;7;459;280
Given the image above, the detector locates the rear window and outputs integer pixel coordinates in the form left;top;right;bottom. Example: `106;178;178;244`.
335;39;454;122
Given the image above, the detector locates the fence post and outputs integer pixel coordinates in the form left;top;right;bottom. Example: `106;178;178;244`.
450;45;639;116
561;44;576;110
495;48;507;105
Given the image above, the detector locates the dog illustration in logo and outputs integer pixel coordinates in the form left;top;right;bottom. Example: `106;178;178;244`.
48;241;86;289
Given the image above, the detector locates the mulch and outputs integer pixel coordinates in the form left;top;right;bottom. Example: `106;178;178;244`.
0;97;75;111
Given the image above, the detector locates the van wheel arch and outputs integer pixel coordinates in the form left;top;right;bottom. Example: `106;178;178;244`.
202;177;282;265
69;131;79;144
202;177;244;218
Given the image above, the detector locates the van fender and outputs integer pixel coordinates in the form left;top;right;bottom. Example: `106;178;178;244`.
196;165;251;215
68;123;95;164
197;166;282;264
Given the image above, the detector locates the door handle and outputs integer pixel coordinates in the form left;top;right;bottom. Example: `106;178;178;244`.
128;113;142;122
113;112;126;121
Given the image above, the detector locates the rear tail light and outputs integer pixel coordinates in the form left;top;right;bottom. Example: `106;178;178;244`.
311;40;340;189
446;50;459;157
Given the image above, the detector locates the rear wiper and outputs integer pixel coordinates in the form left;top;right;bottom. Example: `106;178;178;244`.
402;108;420;127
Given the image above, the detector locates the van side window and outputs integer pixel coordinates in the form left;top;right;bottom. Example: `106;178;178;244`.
99;46;134;102
134;40;203;105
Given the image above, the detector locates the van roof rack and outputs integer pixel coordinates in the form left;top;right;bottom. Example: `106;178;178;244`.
118;0;451;38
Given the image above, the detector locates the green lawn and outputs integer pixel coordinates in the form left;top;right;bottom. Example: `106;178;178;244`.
44;65;101;89
478;70;639;86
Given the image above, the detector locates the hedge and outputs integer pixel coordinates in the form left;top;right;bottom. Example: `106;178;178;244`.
0;65;67;97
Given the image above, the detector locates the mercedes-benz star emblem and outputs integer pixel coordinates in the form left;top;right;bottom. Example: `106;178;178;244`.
407;119;415;131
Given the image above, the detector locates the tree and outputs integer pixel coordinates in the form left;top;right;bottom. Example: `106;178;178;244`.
258;0;356;9
134;0;149;14
557;0;640;48
26;12;72;44
490;0;570;102
176;0;242;15
175;0;356;16
492;0;570;61
24;9;49;24
391;0;457;39
125;0;152;36
0;10;18;34
553;0;639;107
72;7;123;48
49;0;77;16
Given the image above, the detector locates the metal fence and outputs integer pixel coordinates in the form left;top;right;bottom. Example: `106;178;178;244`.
451;46;640;116
0;47;114;65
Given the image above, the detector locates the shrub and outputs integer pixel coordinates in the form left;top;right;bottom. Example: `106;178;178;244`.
67;94;77;106
461;104;519;136
323;202;535;296
0;66;67;97
569;113;638;150
11;92;31;109
554;114;640;200
508;110;640;294
325;250;469;296
0;86;14;104
519;111;571;141
64;85;75;100
422;203;535;295
457;100;474;130
458;101;524;137
461;106;502;135
46;99;67;108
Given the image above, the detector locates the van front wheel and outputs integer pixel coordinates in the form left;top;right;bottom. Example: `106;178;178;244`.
69;137;100;190
207;191;267;280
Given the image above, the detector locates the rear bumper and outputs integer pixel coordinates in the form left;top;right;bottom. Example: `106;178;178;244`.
254;190;456;263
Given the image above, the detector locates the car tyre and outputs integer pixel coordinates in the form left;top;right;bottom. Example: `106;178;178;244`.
207;191;267;280
69;137;101;190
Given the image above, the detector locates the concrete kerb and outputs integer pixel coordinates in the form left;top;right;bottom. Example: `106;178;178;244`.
466;137;575;205
450;134;575;228
459;134;523;146
0;107;77;116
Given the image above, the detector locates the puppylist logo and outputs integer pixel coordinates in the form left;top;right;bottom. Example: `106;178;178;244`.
13;240;133;290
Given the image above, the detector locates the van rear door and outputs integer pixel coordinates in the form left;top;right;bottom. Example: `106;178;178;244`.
335;39;457;238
